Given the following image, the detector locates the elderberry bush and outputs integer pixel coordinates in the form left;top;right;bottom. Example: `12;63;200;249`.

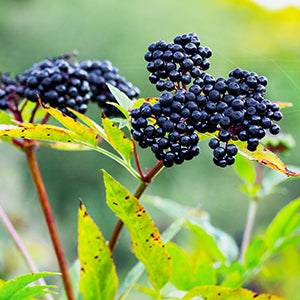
145;33;212;92
82;60;140;116
132;33;283;168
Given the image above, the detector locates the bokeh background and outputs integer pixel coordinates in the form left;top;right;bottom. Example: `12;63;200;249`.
0;0;300;299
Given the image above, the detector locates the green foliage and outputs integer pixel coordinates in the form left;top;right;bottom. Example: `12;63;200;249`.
102;170;171;290
78;201;118;300
107;83;133;112
0;272;58;300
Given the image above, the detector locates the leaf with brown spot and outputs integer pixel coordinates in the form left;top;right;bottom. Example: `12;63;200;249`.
78;201;118;300
0;124;80;143
0;111;19;148
39;102;99;146
102;114;133;163
181;286;286;300
234;140;300;177
37;141;91;151
102;170;171;290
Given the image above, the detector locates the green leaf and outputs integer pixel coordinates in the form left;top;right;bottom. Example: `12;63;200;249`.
59;259;83;300
220;271;242;288
0;124;79;143
118;218;186;300
181;286;285;300
234;140;300;177
166;242;215;291
134;285;160;299
244;237;265;270
264;198;300;248
102;115;133;163
78;201;118;300
102;170;171;290
131;98;158;109
0;110;17;147
107;83;133;111
40;103;99;146
234;154;256;186
187;218;239;262
0;272;59;300
10;285;57;300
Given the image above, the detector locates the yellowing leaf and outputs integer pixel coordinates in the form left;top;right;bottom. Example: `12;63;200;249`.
102;170;171;290
78;201;118;300
40;102;99;147
102;114;133;163
181;285;285;300
234;140;300;177
0;124;79;143
38;141;91;151
272;102;292;108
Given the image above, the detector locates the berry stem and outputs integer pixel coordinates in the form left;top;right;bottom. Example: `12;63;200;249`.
29;102;40;123
239;163;263;264
0;203;54;300
24;143;75;300
133;140;146;180
108;160;164;252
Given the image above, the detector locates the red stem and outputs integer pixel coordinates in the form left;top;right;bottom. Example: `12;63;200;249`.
29;103;40;123
133;140;146;180
25;144;75;300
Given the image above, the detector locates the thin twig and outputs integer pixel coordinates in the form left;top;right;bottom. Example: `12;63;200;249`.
24;144;75;300
239;163;263;264
133;140;145;180
0;204;54;300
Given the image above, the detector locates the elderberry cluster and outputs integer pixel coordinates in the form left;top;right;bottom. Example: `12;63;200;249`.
21;57;90;117
131;90;201;167
0;73;24;110
204;68;282;167
145;33;211;92
81;60;140;116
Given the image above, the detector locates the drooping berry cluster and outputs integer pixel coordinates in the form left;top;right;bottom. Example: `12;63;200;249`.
0;73;24;110
145;33;212;92
131;90;201;167
21;57;90;117
81;60;140;116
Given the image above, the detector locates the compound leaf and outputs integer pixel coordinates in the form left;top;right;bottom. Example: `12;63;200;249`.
102;114;133;163
0;272;58;300
10;285;56;300
78;201;118;300
181;286;285;300
102;170;171;290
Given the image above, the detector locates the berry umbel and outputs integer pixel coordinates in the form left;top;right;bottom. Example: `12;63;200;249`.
132;33;282;168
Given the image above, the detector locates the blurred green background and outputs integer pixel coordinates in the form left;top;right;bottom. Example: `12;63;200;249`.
0;0;300;298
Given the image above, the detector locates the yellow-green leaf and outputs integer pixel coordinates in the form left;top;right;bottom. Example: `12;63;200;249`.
131;98;158;109
102;114;133;163
102;170;171;290
0;124;79;143
78;201;118;300
181;286;285;300
40;103;99;146
234;140;300;177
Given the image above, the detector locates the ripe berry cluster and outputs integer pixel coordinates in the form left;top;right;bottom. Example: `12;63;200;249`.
0;73;24;110
21;57;90;117
130;90;201;167
81;60;140;116
145;33;212;93
133;34;283;168
204;68;282;167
